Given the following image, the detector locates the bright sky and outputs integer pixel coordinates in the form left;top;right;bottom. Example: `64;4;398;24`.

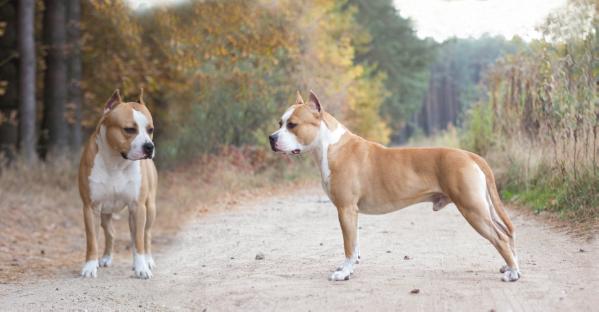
393;0;568;41
127;0;568;42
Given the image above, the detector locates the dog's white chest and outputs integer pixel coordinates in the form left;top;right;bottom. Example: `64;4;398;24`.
89;153;141;213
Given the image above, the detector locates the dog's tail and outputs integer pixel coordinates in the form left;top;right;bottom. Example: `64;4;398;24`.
469;153;514;237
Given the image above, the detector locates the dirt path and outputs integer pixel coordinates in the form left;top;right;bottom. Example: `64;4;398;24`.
1;186;597;311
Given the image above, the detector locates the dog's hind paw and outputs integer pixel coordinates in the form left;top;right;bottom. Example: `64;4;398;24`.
501;268;520;282
81;260;99;278
99;255;112;267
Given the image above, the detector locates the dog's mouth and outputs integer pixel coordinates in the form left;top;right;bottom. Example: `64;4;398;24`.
291;149;301;155
121;152;128;160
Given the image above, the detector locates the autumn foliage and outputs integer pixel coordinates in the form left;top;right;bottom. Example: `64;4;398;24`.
79;0;395;165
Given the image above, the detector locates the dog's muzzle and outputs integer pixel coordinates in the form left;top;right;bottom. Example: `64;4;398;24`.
269;134;278;152
143;142;155;159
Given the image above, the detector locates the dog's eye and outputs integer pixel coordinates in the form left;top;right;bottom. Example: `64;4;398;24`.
124;127;137;134
147;128;154;134
287;122;297;129
278;120;282;127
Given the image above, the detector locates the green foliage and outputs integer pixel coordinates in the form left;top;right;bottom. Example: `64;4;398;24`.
502;167;599;222
461;0;598;223
460;102;494;155
348;0;434;141
78;0;418;165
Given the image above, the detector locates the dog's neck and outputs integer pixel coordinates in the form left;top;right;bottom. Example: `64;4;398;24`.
95;126;133;171
310;112;347;180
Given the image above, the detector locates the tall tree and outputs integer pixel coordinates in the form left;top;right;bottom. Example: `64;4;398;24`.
348;0;435;143
42;0;68;156
17;0;37;163
67;0;82;149
0;1;19;160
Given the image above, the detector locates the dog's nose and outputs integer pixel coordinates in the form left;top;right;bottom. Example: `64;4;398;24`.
269;134;277;151
143;142;154;156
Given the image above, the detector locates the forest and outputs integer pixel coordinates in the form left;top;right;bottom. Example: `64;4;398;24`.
0;0;597;221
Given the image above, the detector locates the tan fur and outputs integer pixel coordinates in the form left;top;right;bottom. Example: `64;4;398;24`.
78;91;157;273
274;91;519;281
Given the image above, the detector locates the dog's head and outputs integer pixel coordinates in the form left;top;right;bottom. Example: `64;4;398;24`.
100;89;155;160
269;91;324;155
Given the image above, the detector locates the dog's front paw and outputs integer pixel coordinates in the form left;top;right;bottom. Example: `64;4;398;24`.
99;255;112;267
134;254;152;279
330;259;354;281
501;267;520;282
329;268;352;281
81;260;99;278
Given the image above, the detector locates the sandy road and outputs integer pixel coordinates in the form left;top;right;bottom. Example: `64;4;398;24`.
0;186;597;311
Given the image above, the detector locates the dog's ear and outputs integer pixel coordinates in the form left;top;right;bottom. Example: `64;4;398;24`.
308;90;322;113
137;87;145;105
104;89;122;114
295;91;304;105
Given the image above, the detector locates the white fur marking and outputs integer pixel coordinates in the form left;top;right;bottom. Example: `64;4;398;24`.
310;121;346;196
134;252;152;279
89;126;142;214
99;255;112;267
330;257;355;281
273;107;303;153
81;260;99;278
128;110;152;160
145;254;156;270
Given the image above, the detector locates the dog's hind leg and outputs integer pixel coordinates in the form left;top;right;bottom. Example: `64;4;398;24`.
452;190;520;282
99;213;114;267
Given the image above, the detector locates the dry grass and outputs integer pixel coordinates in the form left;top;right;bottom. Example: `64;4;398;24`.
0;147;316;282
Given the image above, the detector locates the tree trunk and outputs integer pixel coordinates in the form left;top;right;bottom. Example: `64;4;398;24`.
67;0;82;150
18;0;37;163
42;0;68;157
0;0;19;161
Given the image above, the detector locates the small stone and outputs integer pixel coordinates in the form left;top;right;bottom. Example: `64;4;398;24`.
255;253;265;260
55;288;59;291
404;255;411;260
230;257;235;260
319;243;323;246
41;250;45;255
386;250;391;253
579;248;585;252
410;288;420;294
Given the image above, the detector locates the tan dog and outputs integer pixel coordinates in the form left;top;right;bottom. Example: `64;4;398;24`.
269;91;520;282
79;89;158;279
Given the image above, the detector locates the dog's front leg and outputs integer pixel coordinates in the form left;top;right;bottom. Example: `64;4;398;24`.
81;205;100;278
130;203;152;279
330;205;359;281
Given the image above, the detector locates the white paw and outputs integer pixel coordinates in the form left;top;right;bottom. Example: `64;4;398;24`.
99;255;112;267
499;265;509;273
81;260;99;278
330;259;354;281
134;253;153;279
501;268;521;282
329;268;352;281
145;255;156;270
